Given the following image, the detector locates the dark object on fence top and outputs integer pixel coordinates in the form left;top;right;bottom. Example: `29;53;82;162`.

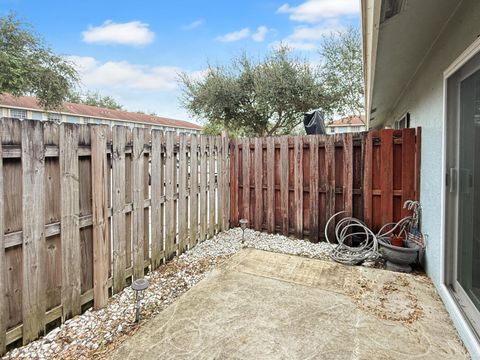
303;110;326;135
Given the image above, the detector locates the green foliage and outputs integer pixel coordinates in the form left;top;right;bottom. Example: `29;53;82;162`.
180;46;327;136
67;90;123;110
319;27;364;118
0;14;78;109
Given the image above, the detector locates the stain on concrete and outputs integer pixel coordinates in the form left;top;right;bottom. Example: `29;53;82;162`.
109;249;469;359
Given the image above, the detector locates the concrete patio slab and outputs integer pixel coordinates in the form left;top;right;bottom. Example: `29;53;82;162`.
110;248;469;359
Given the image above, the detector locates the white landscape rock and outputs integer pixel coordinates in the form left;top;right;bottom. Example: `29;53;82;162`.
2;229;333;360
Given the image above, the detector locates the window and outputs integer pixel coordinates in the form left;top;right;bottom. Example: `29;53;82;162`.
380;0;405;23
10;109;27;119
394;113;410;129
47;113;61;122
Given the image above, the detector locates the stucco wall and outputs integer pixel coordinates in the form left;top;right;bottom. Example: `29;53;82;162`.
386;0;480;354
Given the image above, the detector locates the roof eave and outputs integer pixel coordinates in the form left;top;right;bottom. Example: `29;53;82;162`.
361;0;382;129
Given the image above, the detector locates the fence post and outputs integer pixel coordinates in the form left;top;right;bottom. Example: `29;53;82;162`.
91;125;109;310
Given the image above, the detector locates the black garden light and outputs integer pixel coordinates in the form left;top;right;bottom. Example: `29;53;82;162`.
131;278;149;323
239;219;248;244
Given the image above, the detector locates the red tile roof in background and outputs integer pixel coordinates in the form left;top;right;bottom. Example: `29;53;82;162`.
0;93;202;130
328;115;365;127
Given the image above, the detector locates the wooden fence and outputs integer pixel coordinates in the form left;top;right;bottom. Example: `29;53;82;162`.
0;118;229;351
229;128;421;242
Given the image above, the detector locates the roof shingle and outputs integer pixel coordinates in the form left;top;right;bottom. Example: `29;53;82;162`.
0;93;202;130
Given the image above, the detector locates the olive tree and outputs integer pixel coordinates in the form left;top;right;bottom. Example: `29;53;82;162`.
0;14;78;109
180;46;328;136
319;27;364;118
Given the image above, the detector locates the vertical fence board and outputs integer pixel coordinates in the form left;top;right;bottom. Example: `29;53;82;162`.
266;137;275;233
294;137;303;238
380;130;394;225
164;132;176;259
230;140;239;226
208;137;216;237
325;135;335;240
221;133;230;230
199;136;208;241
112;126;126;293
150;130;164;269
190;135;199;246
132;128;145;279
60;123;81;319
22;120;46;344
143;131;151;269
415;127;422;201
401;129;416;217
91;125;109;310
309;136;319;242
124;130;133;272
215;137;222;232
363;131;373;228
280;137;289;236
0;131;5;354
254;138;263;231
178;134;188;254
343;133;353;216
241;138;250;225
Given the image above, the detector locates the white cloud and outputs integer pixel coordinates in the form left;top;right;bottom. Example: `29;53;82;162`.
183;19;205;30
66;55;204;122
216;28;251;42
270;40;318;51
278;0;359;23
271;19;345;51
289;22;345;41
82;20;155;46
67;56;180;91
252;26;269;42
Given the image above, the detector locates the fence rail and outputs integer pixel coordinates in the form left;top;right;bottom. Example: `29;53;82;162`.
0;118;229;351
229;128;421;242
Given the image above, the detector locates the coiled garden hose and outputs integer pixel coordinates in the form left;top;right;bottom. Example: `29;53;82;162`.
325;212;413;266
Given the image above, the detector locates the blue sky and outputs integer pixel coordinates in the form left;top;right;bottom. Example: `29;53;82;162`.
1;0;360;123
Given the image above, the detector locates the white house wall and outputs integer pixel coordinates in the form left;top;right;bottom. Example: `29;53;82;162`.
385;0;480;354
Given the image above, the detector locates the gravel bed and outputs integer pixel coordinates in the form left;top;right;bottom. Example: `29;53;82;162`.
3;229;333;360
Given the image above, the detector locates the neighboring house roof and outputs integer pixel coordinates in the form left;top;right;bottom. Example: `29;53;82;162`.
0;93;202;130
327;116;365;127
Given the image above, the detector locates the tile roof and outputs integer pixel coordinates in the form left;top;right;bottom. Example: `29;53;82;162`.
0;93;202;130
328;115;365;127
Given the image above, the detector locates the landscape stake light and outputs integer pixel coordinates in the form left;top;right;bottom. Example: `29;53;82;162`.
131;278;149;323
239;219;248;244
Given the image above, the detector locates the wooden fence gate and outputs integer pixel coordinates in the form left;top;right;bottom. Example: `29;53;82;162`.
0;118;229;351
229;128;421;242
